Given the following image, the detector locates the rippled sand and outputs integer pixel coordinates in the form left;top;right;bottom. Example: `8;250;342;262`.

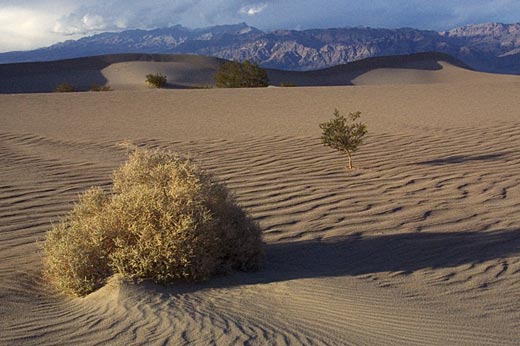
1;62;520;345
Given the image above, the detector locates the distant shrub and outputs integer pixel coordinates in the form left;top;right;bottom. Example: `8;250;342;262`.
319;109;368;170
55;83;76;92
215;60;269;88
146;73;167;88
43;149;263;296
90;83;112;91
280;82;297;87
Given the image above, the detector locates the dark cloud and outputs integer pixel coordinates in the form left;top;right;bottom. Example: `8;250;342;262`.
245;0;520;30
52;0;270;34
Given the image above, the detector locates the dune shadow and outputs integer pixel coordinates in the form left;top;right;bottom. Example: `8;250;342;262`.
161;83;189;90
418;153;506;165
268;52;469;87
162;83;211;90
146;229;520;295
1;51;472;92
0;54;218;93
0;56;113;93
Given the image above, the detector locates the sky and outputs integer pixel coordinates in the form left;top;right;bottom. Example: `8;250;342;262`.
1;0;520;52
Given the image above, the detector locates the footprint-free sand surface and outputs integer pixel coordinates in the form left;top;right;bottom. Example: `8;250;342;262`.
1;61;520;345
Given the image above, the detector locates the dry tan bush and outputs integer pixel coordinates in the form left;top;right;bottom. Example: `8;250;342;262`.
42;187;114;296
43;149;263;296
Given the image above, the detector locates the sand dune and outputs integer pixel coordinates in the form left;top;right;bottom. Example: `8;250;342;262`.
2;52;519;93
1;66;520;345
0;54;222;93
268;52;520;86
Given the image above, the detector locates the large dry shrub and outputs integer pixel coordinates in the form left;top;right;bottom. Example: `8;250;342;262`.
43;149;263;296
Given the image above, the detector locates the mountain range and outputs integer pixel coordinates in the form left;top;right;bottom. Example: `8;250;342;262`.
1;22;519;74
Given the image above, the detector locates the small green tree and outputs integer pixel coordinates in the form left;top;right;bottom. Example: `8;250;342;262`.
215;60;269;88
146;73;167;88
319;109;367;170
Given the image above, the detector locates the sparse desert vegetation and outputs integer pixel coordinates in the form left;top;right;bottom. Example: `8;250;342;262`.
319;109;368;170
43;149;263;296
54;83;76;92
146;73;168;88
215;60;269;88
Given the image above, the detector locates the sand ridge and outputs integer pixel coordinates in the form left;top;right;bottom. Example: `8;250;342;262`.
1;63;520;345
2;51;519;93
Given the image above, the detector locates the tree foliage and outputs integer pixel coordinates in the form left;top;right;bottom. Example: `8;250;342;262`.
215;60;269;88
146;73;167;88
319;109;368;170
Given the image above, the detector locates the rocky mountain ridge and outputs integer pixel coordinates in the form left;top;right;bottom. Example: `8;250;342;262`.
1;22;519;73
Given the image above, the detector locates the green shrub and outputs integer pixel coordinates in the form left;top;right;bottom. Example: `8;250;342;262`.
90;83;112;91
146;73;167;88
43;149;263;296
55;83;76;92
319;109;368;170
215;60;269;88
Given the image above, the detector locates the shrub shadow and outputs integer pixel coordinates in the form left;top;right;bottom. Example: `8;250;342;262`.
418;153;507;166
149;229;520;295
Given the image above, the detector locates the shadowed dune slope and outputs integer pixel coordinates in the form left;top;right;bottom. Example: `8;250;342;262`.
0;54;223;93
0;72;520;345
2;52;519;93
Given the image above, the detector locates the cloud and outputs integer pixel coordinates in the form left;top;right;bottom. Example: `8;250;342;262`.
53;12;108;34
52;0;257;35
449;0;520;25
239;3;267;16
0;6;79;51
52;0;200;34
251;0;520;31
1;0;520;52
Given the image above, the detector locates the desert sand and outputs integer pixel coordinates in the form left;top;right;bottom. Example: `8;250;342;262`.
4;52;520;93
1;57;520;345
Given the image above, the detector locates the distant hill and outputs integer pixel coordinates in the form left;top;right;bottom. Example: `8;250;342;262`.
0;22;520;74
3;52;519;94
